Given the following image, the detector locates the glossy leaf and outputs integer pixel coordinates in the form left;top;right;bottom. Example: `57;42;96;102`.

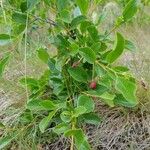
79;47;96;64
106;33;125;63
77;95;94;113
68;67;88;83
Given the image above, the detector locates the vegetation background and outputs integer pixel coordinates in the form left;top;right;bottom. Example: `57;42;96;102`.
0;0;150;149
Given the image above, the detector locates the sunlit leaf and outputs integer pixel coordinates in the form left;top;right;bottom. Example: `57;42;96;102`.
106;32;125;63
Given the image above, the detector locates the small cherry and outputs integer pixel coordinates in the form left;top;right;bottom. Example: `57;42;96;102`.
89;81;97;90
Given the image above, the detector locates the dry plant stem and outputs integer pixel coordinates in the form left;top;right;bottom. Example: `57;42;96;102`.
70;135;74;150
70;122;75;150
24;14;29;102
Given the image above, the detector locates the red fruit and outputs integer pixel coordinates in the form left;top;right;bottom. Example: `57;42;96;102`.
89;81;97;90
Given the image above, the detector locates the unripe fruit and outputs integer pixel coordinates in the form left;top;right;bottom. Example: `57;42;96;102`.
89;81;97;90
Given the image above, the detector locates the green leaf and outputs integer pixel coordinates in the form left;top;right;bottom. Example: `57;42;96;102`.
60;9;71;23
87;25;99;41
20;2;27;12
99;92;115;107
0;136;14;149
76;0;89;15
20;77;39;87
115;76;138;106
39;110;56;133
12;12;27;24
40;100;56;110
27;99;44;111
113;66;129;72
0;122;5;129
91;42;101;53
71;15;86;29
95;64;106;77
56;0;69;11
78;95;94;113
65;129;91;150
68;67;88;83
60;111;71;123
13;24;26;35
53;123;70;135
106;32;125;63
80;21;92;33
73;106;87;118
37;48;50;63
79;47;96;64
88;85;108;97
27;0;40;11
0;34;13;46
0;55;10;78
82;113;101;125
122;0;138;22
69;42;79;56
114;94;137;107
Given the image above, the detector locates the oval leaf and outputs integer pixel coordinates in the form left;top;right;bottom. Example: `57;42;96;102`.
68;67;88;83
37;48;50;64
77;95;95;113
115;76;138;106
122;0;138;22
79;47;96;64
106;32;125;63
